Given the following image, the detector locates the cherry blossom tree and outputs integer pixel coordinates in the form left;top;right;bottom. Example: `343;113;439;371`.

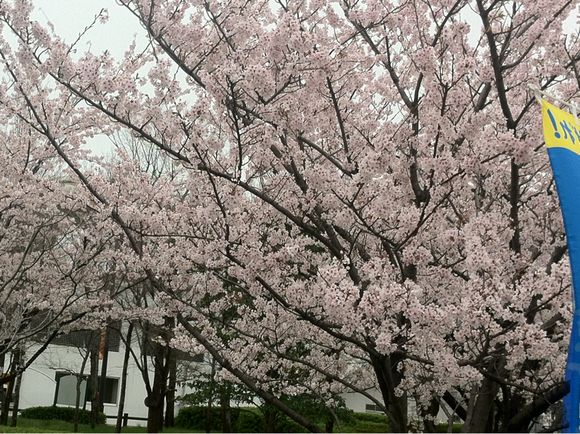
0;120;111;384
0;0;578;432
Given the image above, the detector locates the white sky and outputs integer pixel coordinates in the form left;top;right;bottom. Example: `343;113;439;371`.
33;0;146;58
32;1;148;158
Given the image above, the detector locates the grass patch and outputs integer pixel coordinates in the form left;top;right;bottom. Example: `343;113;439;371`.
434;422;463;432
1;412;391;433
0;418;200;433
336;412;389;433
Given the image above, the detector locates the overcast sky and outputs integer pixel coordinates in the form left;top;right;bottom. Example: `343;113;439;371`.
33;0;146;57
31;1;149;157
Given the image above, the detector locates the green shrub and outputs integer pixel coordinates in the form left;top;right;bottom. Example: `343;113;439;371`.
235;410;263;433
346;421;389;432
175;406;218;430
175;406;242;431
337;412;389;433
351;412;388;424
175;405;308;433
435;422;463;433
20;406;105;425
275;416;308;433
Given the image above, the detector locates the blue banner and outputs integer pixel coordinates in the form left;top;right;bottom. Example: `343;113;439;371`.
543;99;580;432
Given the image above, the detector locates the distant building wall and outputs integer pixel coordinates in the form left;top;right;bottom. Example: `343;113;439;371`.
9;336;451;427
14;337;152;427
340;389;384;413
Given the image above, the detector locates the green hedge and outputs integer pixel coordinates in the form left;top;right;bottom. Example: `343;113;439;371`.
235;410;264;433
351;412;388;424
175;406;391;433
435;422;463;432
20;406;106;425
175;406;308;432
338;412;389;433
175;406;243;431
274;416;308;433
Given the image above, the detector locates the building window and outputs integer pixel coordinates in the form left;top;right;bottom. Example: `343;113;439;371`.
54;373;119;406
365;403;382;413
52;323;121;353
54;373;86;406
99;377;119;405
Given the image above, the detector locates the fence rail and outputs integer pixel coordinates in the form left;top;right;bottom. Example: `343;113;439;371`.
105;413;148;427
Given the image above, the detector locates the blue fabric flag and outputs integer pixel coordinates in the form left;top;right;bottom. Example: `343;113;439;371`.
542;99;580;432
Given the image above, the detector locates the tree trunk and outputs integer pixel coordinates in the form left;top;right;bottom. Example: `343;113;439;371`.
74;350;90;433
0;376;14;426
97;327;109;415
116;322;134;433
146;394;165;434
206;358;216;433
505;382;568;432
9;373;21;428
462;377;499;432
0;352;4;411
164;349;176;428
419;397;439;433
548;401;564;432
74;375;83;433
146;380;165;433
0;350;16;427
324;417;334;433
146;343;169;433
370;353;407;432
263;404;279;433
10;349;23;427
220;386;232;433
89;344;100;429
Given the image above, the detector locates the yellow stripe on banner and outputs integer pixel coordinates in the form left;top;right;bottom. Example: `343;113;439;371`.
542;99;580;154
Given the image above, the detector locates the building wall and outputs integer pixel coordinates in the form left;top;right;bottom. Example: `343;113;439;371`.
16;339;152;427
11;339;451;428
341;389;452;425
340;389;384;413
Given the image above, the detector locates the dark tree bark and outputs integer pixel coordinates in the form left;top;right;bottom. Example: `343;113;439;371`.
146;342;169;433
9;373;21;428
0;350;16;427
89;343;100;429
462;376;499;433
442;391;467;421
164;348;176;428
74;349;91;432
505;382;569;432
220;387;232;433
116;322;134;433
419;397;440;433
0;352;4;415
0;375;14;426
10;349;23;428
370;353;407;433
205;357;216;433
263;404;279;433
97;327;109;415
324;417;334;433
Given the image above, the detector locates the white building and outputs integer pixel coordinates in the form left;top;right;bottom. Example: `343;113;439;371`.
3;329;446;428
6;330;154;426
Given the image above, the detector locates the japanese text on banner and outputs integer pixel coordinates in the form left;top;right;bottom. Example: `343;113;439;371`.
542;99;580;154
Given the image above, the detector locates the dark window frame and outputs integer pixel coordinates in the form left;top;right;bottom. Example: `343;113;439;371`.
53;372;120;406
365;403;382;413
